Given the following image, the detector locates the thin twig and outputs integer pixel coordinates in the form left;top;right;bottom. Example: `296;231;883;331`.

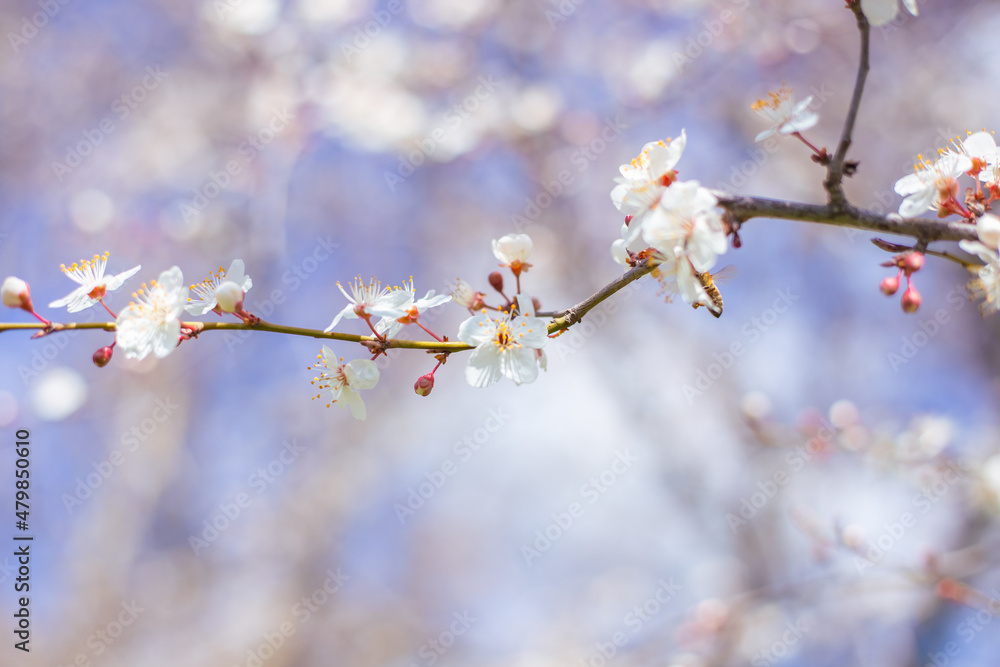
825;1;870;208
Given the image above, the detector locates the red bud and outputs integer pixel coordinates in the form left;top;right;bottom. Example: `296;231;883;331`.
93;346;114;368
880;275;900;296
901;285;921;313
414;373;435;396
488;271;504;293
902;252;924;274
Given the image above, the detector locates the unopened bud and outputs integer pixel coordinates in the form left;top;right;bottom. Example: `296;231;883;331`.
624;214;633;227
1;276;33;312
532;297;542;313
488;271;504;293
93;346;114;368
880;275;900;296
414;373;435;397
901;285;921;313
215;281;244;313
902;252;924;274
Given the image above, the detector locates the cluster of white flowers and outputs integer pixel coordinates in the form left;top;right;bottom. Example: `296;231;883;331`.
893;132;999;219
608;131;729;315
319;234;549;421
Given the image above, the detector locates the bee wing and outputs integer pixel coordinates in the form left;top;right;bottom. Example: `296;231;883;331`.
710;264;738;285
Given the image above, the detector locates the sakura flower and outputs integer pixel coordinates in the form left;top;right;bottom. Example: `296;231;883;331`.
325;276;411;334
115;266;188;360
457;308;548;388
651;249;714;312
309;346;380;420
450;279;485;311
894;152;972;218
958;240;1000;315
642;180;727;273
860;0;918;27
952;131;998;177
492;234;533;275
185;259;253;315
48;252;140;313
751;87;818;142
610;131;686;245
374;278;452;338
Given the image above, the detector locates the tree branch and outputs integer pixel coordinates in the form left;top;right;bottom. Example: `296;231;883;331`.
720;195;978;244
824;1;870;208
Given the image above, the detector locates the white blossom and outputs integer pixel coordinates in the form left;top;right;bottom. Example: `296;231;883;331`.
610;131;686;245
48;252;140;313
642;180;727;273
115;267;188;360
310;346;380;420
492;234;533;270
861;0;918;27
959;239;1000;315
894;152;972;218
185;259;253;315
457;309;548;387
752;88;818;142
325;276;410;333
374;278;452;338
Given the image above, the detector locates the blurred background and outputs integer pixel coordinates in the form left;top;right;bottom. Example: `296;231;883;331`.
3;0;1000;665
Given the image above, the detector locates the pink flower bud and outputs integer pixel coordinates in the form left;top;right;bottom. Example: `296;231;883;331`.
624;215;633;227
880;275;900;296
414;373;435;397
93;346;114;368
532;297;542;313
902;252;924;274
901;285;921;313
1;276;33;312
488;271;504;293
